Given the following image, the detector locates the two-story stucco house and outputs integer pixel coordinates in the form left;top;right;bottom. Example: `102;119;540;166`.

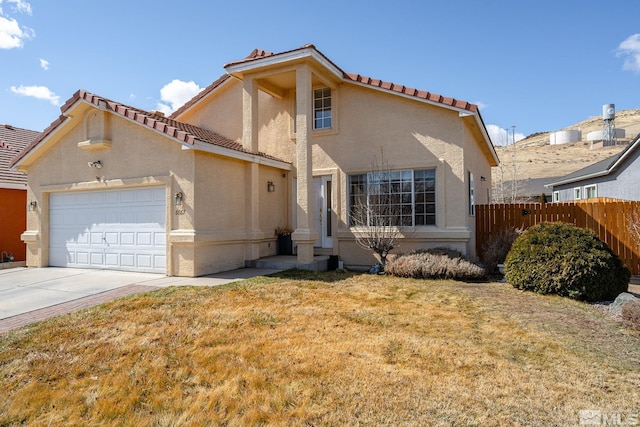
11;44;498;276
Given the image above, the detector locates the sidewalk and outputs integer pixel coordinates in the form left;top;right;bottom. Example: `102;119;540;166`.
0;267;281;334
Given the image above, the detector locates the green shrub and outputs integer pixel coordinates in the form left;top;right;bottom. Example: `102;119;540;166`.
386;248;486;281
504;222;630;302
481;227;523;274
622;300;640;331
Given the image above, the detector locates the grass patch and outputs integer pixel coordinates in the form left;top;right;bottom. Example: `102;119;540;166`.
0;271;638;425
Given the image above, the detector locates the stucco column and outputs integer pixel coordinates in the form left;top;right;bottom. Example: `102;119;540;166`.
245;162;261;260
292;64;318;263
242;76;262;259
242;76;259;153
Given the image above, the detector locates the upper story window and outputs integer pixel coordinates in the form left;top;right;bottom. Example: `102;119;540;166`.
313;87;332;130
574;187;581;200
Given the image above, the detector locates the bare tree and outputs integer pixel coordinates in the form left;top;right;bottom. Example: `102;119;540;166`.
350;154;407;271
491;126;523;203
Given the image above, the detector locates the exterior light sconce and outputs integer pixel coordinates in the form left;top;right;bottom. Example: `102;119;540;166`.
480;176;487;182
88;160;102;168
267;181;275;192
174;191;184;206
28;201;37;211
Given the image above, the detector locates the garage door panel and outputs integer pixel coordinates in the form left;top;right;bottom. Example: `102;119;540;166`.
137;232;152;246
120;232;135;245
50;188;166;273
104;232;119;245
105;253;119;266
120;254;135;267
90;232;103;244
155;255;166;269
76;252;89;264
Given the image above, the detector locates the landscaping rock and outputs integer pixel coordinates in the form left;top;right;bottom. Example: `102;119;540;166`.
609;292;640;315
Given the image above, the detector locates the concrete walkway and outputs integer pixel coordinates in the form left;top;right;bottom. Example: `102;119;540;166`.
0;267;281;334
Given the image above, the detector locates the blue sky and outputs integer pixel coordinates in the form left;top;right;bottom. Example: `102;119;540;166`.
1;0;639;146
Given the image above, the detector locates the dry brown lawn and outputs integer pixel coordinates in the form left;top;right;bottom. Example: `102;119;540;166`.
1;271;639;426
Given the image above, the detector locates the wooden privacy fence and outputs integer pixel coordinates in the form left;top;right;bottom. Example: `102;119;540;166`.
476;199;640;275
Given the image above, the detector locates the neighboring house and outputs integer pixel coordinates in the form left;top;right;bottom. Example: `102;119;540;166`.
11;44;498;276
546;133;640;202
494;177;559;203
0;124;40;262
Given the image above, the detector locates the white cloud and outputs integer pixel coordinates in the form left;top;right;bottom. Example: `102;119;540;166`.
156;79;202;114
39;57;48;70
10;85;60;106
475;101;488;111
0;0;34;49
617;33;640;73
2;0;32;15
487;124;525;146
0;14;32;48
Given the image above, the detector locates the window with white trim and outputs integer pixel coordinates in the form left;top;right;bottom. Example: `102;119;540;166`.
584;184;597;199
349;169;436;227
574;187;581;200
553;191;560;202
313;87;332;129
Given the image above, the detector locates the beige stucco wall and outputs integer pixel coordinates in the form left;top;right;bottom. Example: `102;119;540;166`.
21;105;288;277
248;81;481;266
177;82;244;142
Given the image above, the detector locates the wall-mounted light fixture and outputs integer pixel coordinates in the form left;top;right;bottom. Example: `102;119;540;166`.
480;176;487;182
88;160;102;169
267;181;275;192
174;191;184;206
28;201;37;211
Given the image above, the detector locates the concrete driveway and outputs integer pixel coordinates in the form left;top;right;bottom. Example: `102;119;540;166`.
0;267;281;333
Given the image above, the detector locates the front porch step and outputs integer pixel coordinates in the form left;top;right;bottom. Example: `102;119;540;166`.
246;255;329;272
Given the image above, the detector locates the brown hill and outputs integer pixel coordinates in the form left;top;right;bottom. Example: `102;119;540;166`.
494;109;640;181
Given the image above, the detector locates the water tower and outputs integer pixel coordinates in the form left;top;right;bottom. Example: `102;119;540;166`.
602;103;616;146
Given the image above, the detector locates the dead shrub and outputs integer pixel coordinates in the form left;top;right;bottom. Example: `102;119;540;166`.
621;300;640;331
385;248;486;281
481;227;524;274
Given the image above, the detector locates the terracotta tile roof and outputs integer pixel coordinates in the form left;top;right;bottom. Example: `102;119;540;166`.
0;124;39;187
12;90;285;168
174;44;479;120
344;73;478;113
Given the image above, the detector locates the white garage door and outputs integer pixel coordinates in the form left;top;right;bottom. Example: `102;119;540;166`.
49;187;166;273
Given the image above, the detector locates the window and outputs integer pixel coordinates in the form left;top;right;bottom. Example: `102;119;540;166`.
584;185;597;199
349;169;436;227
313;87;332;129
553;191;560;202
574;187;581;200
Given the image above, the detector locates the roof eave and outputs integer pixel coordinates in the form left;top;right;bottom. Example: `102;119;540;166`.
545;170;610;188
190;140;291;170
225;47;343;81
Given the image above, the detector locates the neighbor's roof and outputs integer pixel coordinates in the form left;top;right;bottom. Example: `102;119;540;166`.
0;124;39;188
11;90;286;169
171;44;479;118
546;133;640;188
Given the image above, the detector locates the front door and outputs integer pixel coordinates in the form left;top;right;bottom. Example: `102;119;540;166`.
313;176;333;248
